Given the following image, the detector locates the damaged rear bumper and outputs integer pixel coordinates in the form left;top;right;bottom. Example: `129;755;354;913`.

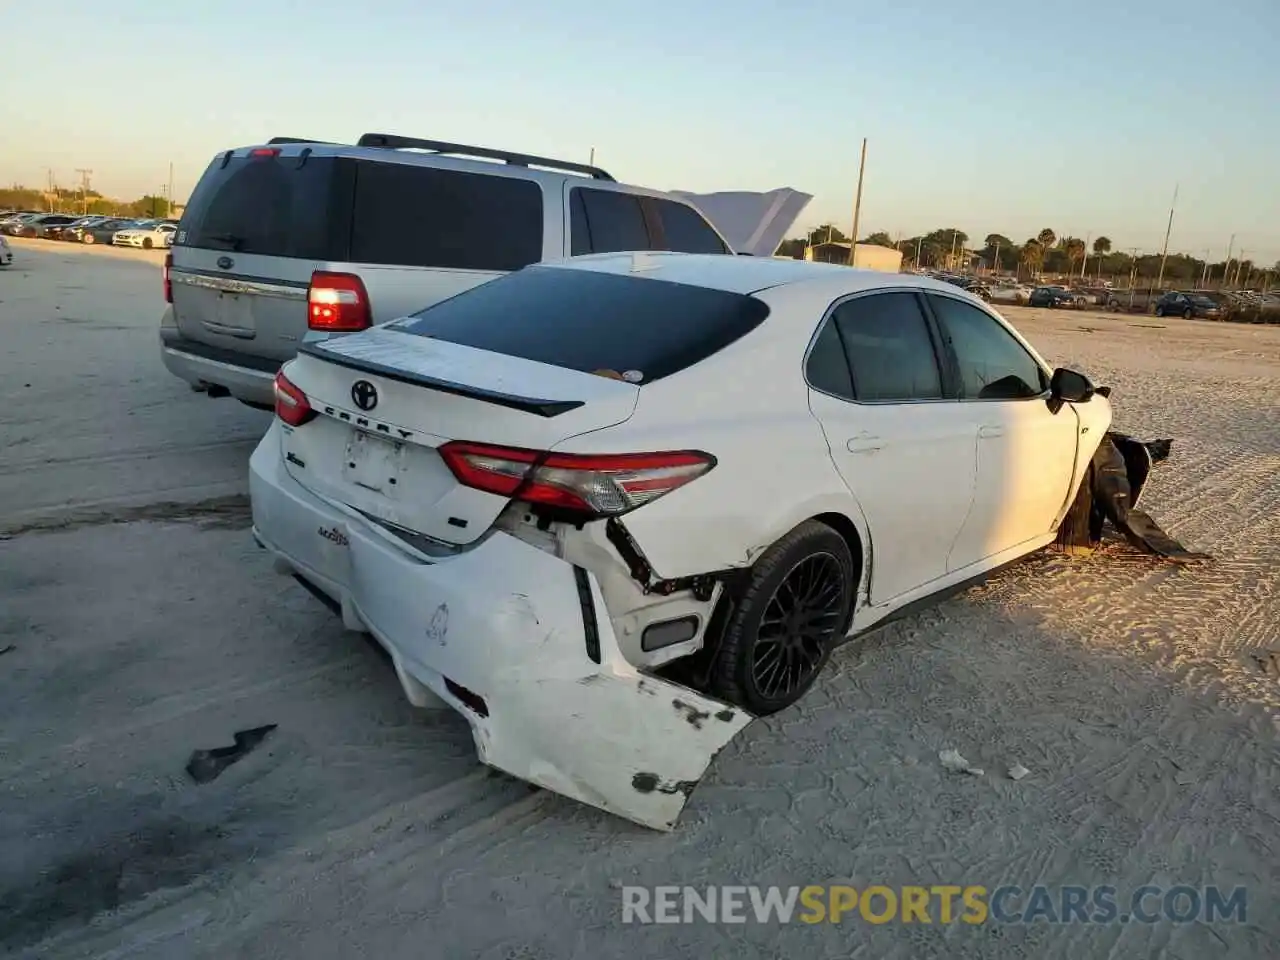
249;427;752;830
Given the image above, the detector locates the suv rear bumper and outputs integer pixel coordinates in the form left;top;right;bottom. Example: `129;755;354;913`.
160;324;281;406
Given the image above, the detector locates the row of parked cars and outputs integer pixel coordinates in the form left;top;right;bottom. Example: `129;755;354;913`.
0;212;179;248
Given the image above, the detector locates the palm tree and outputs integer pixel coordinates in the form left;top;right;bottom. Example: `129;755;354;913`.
1020;238;1043;278
1093;236;1112;256
1065;237;1086;275
1037;228;1056;250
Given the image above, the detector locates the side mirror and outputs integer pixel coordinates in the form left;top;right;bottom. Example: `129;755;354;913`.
1048;368;1094;413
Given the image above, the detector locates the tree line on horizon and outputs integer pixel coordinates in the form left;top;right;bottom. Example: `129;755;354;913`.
1;185;175;221
779;225;1276;288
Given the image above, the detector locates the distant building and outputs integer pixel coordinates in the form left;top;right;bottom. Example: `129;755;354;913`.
803;241;903;273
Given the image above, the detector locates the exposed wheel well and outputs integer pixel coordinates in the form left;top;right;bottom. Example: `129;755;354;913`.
814;511;865;631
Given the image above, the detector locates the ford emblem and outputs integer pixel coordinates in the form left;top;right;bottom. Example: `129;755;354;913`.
216;255;234;270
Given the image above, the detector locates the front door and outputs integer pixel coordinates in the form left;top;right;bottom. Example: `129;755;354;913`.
924;293;1081;571
805;291;979;604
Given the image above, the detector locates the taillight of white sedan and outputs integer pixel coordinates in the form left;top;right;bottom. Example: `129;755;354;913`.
249;251;1114;829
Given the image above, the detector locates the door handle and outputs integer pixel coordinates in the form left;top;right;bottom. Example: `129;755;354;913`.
978;425;1005;439
846;432;883;454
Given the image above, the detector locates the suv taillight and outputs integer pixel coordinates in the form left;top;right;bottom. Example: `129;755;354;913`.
438;442;715;518
308;271;371;332
273;370;315;427
163;252;173;303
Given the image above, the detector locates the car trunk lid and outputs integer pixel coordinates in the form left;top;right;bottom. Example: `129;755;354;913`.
279;326;640;546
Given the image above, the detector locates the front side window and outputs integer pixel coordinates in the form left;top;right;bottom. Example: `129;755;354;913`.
928;294;1047;400
824;292;944;402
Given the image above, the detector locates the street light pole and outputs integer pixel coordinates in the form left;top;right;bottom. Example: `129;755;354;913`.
1155;183;1178;291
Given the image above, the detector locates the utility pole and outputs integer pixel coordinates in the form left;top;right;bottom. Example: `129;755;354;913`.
847;137;868;267
1080;232;1090;281
1223;233;1235;290
1155;183;1178;291
1127;247;1140;310
1200;249;1211;287
46;168;56;211
167;161;174;218
75;168;93;214
588;147;595;167
914;235;923;269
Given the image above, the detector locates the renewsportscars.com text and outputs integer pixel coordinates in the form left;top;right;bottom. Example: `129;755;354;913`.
621;884;1247;926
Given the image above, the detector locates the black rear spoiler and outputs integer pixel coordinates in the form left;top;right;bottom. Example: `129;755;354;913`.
298;342;584;418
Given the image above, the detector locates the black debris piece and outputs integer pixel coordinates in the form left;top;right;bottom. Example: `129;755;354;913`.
185;725;278;784
1060;431;1210;563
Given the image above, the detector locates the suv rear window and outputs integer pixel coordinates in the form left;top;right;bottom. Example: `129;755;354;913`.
180;153;544;271
349;162;543;272
179;155;342;259
401;266;768;383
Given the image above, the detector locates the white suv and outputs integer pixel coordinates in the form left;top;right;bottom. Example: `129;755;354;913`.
160;132;808;409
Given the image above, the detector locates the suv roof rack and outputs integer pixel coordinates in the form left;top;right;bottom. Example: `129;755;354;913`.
356;132;615;181
267;136;337;145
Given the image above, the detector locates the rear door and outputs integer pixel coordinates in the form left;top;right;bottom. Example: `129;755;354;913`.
340;159;549;321
805;291;979;603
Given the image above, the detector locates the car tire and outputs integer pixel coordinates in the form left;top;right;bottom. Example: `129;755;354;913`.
708;520;856;715
1182;307;1193;320
1154;305;1165;317
82;233;95;244
142;238;154;249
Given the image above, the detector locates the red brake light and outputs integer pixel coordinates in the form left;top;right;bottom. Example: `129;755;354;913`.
250;147;281;158
163;252;173;303
273;370;315;427
438;442;715;518
308;271;372;332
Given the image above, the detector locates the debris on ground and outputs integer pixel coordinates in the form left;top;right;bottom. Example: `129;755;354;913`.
185;724;278;784
1008;763;1031;781
939;749;984;776
1251;651;1280;677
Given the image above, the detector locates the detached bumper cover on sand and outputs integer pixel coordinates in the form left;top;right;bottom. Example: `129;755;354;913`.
249;427;752;831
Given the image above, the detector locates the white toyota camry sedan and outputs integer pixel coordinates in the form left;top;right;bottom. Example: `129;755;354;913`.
250;252;1111;829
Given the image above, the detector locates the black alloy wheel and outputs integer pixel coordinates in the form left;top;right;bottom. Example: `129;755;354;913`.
750;553;846;702
708;520;856;715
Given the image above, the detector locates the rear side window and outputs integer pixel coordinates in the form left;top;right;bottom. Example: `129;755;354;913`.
570;188;649;255
179;154;341;259
401;266;768;384
649;198;729;254
828;293;943;402
350;162;543;271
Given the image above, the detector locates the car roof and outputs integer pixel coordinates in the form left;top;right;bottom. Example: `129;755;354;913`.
538;251;965;298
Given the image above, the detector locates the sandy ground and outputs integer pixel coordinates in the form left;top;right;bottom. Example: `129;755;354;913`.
2;239;1278;959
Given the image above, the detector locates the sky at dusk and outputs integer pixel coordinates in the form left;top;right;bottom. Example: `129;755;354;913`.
6;0;1279;262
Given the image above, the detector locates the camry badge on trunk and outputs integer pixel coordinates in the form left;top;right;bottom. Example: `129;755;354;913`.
351;380;378;411
216;255;234;270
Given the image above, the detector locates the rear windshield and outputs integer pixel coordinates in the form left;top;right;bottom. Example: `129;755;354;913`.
400;266;769;383
178;155;343;259
178;152;544;271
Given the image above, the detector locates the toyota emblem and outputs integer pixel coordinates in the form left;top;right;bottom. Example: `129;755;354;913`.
216;255;234;270
351;380;378;411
